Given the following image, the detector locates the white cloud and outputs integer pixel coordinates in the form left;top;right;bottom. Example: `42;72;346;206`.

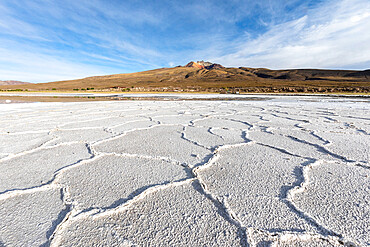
0;47;116;83
167;62;174;67
213;0;370;69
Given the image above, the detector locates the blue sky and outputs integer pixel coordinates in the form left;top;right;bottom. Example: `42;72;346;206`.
0;0;369;83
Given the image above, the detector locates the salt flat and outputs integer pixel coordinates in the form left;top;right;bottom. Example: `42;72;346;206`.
0;96;369;247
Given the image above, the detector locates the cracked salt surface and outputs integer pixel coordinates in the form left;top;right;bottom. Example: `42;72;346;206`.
293;162;370;246
0;143;92;192
57;155;190;210
0;188;65;247
197;144;317;233
0;132;52;154
314;132;370;164
47;128;117;146
94;125;212;168
0;96;369;246
247;228;342;247
183;126;246;150
51;181;242;246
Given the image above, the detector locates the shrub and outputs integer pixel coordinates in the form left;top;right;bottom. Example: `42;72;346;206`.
8;89;23;91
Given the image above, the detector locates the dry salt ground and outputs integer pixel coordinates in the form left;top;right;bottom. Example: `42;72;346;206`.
0;96;369;247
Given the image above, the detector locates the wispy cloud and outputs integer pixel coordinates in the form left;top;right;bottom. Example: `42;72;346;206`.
0;45;116;82
0;0;166;82
213;0;370;69
0;0;368;82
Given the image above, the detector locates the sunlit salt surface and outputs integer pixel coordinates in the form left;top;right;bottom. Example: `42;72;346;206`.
0;96;369;246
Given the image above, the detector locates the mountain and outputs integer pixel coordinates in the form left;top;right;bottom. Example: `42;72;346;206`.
0;80;30;85
0;62;369;93
185;61;205;69
185;61;225;70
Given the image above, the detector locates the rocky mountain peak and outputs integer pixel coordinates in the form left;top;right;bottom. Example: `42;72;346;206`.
185;61;205;69
197;60;213;67
184;61;224;70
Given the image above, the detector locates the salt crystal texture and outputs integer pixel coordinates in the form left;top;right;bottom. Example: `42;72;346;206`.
0;95;368;246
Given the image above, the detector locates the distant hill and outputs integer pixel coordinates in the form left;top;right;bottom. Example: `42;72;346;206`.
0;80;30;85
0;62;369;93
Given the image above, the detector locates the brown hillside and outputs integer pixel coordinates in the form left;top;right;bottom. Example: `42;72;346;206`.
1;65;369;93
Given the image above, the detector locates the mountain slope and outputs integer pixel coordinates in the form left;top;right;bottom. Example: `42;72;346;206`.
0;80;30;85
0;62;369;93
